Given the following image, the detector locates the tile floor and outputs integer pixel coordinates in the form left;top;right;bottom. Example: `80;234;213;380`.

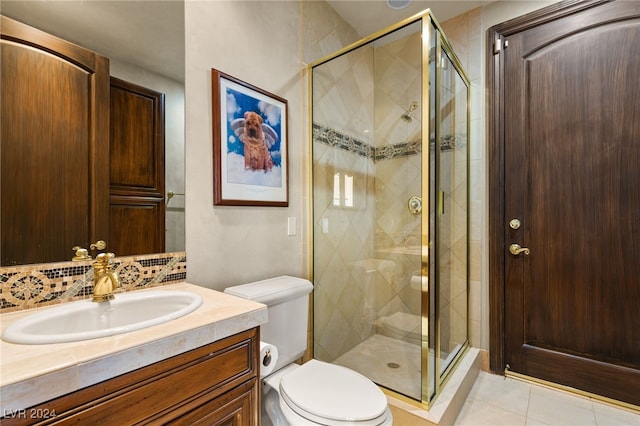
454;371;640;426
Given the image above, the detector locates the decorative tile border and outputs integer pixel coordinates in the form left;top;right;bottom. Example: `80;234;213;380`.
374;140;422;161
0;252;187;313
440;134;465;152
312;123;374;159
313;122;466;160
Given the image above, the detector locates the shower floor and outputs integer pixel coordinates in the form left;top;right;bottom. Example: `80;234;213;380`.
333;334;425;399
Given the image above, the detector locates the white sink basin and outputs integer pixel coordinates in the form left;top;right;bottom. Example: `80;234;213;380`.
2;290;203;345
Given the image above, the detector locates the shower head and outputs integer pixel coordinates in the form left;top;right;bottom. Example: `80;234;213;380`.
401;101;418;123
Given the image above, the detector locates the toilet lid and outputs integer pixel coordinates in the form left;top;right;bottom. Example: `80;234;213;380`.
279;360;387;423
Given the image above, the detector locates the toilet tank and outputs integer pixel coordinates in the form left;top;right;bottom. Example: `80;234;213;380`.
224;276;313;372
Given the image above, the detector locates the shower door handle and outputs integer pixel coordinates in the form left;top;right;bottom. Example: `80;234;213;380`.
509;244;530;256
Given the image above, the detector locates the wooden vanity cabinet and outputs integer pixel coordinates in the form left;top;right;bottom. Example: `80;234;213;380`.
2;328;260;425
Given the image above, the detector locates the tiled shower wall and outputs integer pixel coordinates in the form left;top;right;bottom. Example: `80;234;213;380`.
372;30;423;336
309;3;376;361
313;128;377;361
0;252;186;313
312;25;428;363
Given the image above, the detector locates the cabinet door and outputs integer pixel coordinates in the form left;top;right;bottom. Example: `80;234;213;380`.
166;379;258;426
1;16;109;265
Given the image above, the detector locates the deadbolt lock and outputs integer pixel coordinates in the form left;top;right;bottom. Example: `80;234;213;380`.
509;219;521;230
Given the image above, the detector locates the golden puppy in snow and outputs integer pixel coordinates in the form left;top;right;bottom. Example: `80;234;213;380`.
241;111;274;171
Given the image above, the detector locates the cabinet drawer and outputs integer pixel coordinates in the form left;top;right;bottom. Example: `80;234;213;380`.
165;378;258;426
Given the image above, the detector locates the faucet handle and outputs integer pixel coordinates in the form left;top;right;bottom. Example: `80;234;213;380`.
95;252;115;262
90;240;107;251
94;252;116;269
72;246;91;261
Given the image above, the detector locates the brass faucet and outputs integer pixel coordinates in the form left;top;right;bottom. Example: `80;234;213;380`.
92;253;120;302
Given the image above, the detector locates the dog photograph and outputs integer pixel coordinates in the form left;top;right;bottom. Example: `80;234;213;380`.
212;68;288;206
225;86;283;187
233;111;275;172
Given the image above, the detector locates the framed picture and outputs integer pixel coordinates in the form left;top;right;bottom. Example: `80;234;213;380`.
212;69;288;206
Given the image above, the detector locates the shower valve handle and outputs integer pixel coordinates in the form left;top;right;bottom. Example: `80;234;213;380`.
509;243;530;256
407;196;422;215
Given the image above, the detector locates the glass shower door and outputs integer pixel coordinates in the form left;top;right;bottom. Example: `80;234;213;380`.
436;45;469;377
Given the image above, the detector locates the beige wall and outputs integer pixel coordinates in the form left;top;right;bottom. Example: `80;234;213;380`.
184;1;309;290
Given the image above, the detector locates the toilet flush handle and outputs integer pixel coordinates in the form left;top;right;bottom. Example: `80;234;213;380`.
263;349;272;367
509;243;530;256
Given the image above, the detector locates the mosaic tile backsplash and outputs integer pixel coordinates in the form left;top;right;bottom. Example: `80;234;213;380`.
0;252;187;313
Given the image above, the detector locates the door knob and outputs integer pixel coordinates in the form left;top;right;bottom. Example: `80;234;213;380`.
509;243;530;256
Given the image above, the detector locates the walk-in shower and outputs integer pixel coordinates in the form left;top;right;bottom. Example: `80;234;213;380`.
311;10;470;406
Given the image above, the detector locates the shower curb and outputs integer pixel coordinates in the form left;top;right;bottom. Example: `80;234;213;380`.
386;347;480;425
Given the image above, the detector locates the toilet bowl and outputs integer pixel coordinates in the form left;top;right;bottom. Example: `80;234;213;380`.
225;276;393;426
263;361;392;425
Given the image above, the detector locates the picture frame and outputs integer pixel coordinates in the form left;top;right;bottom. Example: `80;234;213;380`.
211;68;288;206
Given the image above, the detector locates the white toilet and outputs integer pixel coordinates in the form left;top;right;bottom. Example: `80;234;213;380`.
225;276;393;426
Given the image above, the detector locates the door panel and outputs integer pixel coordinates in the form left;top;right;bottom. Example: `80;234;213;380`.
491;1;640;406
109;200;165;256
109;77;165;198
525;24;640;365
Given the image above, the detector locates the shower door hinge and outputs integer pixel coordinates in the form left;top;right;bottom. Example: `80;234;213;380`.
493;39;508;55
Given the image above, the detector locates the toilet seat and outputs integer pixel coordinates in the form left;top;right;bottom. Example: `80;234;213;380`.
279;360;390;425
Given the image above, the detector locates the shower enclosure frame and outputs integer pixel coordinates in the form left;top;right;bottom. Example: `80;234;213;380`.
308;9;471;408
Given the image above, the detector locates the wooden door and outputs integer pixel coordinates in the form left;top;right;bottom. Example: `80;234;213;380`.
1;16;109;265
109;77;165;256
489;0;640;406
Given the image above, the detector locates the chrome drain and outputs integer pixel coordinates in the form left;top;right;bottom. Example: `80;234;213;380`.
387;362;400;369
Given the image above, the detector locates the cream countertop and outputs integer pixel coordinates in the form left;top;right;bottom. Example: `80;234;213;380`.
0;282;267;411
